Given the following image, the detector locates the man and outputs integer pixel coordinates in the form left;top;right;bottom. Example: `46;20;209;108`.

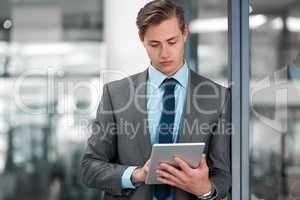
80;0;231;199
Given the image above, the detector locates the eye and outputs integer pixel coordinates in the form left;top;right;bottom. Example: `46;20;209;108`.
168;41;177;45
150;44;159;48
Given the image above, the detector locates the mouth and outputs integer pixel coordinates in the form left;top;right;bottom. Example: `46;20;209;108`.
160;60;173;66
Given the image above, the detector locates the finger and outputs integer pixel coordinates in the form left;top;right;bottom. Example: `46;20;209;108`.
156;169;182;186
173;156;192;173
158;162;187;182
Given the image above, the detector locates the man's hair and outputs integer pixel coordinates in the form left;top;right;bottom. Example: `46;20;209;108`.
136;0;186;39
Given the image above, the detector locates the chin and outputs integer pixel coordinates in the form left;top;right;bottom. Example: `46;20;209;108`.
160;68;176;76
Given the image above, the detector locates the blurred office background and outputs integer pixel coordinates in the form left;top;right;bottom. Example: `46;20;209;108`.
250;0;300;200
0;0;299;199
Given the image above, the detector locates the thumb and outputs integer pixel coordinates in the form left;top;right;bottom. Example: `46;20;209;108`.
200;154;207;168
144;160;151;173
145;159;151;167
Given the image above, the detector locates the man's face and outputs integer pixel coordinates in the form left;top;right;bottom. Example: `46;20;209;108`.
140;16;188;76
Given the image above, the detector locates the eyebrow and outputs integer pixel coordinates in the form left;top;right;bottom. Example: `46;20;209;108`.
148;36;179;43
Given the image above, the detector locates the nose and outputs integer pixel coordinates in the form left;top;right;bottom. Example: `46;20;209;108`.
160;43;170;59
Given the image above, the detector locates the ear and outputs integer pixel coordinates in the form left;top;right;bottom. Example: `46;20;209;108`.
139;33;144;43
182;24;189;42
139;34;147;48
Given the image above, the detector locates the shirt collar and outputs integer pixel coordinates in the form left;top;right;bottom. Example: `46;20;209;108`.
148;61;188;90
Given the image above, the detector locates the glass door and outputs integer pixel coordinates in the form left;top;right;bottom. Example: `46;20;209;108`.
250;1;300;199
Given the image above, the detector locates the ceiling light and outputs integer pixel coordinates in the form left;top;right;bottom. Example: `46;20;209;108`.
189;15;267;33
287;17;300;32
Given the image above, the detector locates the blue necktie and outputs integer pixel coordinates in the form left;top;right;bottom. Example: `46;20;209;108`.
154;78;177;200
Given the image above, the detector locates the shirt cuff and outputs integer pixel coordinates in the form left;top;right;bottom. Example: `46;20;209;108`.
121;166;139;189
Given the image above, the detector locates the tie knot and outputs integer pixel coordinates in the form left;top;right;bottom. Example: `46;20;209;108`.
161;78;177;90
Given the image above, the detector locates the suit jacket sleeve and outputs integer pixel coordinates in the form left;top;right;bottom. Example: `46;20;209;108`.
208;88;232;199
80;83;133;197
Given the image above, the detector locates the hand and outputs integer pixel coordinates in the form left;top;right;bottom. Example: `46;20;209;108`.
156;154;212;196
131;160;150;184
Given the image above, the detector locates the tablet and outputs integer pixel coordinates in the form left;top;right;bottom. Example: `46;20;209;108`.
145;143;205;185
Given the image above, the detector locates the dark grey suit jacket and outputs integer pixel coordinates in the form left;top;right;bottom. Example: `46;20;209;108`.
80;69;231;200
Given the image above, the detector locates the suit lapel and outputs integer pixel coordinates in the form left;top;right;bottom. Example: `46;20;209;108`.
178;70;206;143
